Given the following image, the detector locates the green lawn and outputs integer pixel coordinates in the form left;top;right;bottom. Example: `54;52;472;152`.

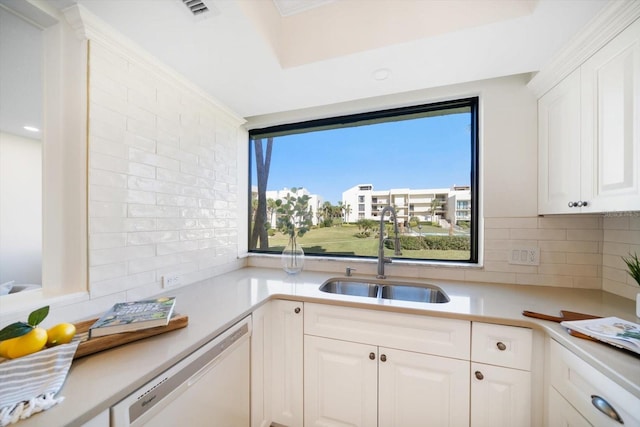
266;224;470;260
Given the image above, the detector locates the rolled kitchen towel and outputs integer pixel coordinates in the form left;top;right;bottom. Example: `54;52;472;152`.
0;340;79;426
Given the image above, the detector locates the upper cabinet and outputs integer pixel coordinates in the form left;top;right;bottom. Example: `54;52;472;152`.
580;18;640;213
533;3;640;215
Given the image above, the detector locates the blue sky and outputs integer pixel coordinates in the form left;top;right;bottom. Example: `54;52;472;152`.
251;112;471;204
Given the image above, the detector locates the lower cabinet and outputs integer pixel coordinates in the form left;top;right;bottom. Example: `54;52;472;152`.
470;322;534;427
303;302;471;427
548;339;640;427
470;362;531;427
304;335;470;427
547;387;591;427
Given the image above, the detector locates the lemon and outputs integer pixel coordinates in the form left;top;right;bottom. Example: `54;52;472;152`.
46;323;76;347
0;339;14;358
1;327;48;359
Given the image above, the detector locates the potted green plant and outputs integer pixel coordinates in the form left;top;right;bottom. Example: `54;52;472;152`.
621;252;640;317
276;188;313;274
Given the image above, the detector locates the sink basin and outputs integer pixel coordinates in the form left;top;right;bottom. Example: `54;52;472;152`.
319;278;449;303
380;284;450;303
319;280;379;297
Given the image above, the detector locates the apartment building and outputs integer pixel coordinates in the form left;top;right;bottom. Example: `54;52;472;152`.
342;184;471;226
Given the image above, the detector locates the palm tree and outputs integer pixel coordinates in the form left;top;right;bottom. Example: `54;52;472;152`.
345;203;352;223
266;198;278;227
430;198;442;226
250;138;273;249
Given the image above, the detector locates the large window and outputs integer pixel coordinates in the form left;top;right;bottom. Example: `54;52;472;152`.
249;97;479;263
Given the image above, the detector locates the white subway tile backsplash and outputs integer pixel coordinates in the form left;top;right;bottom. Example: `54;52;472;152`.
89;201;127;218
82;35;241;300
90;245;156;266
123;131;156;152
128;254;181;274
127;231;179;246
90;233;127;250
127;204;179;218
91;170;128;188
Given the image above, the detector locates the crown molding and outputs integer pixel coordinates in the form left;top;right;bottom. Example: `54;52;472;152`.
528;1;640;97
61;4;246;125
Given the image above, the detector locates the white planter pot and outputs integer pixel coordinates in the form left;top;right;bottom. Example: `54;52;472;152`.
637;293;640;318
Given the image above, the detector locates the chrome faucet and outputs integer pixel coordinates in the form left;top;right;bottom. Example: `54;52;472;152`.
377;206;402;279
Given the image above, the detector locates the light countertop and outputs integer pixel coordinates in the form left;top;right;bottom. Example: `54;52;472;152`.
15;267;640;427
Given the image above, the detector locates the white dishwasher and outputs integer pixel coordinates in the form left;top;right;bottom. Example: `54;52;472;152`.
111;316;251;427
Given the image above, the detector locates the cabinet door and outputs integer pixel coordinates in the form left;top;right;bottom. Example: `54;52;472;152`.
581;18;640;212
270;300;303;427
251;303;271;427
471;363;532;427
538;68;582;214
378;347;470;427
548;387;591;427
304;335;378;427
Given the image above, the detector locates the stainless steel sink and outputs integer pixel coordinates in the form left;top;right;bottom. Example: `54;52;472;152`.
319;280;379;297
319;278;449;303
380;284;450;303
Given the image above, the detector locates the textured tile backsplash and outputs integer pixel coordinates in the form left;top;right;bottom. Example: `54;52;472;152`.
88;40;244;299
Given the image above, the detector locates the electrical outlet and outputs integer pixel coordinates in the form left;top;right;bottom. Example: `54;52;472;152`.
508;247;540;266
162;274;181;288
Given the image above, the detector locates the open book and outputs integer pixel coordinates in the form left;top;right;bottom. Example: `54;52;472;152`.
560;316;640;355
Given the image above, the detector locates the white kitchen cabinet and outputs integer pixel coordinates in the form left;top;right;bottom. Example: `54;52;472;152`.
471;362;531;427
471;322;533;427
538;68;582;214
270;300;304;427
250;303;272;427
81;409;109;427
304;303;471;427
378;346;470;427
580;17;640;212
548;387;591;427
548;339;640;426
304;335;378;427
538;18;640;214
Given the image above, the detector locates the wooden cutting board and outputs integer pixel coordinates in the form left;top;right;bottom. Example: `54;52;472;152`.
522;310;600;341
73;314;188;359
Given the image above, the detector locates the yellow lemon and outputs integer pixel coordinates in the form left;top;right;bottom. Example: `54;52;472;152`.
3;327;48;359
46;323;76;347
0;338;15;358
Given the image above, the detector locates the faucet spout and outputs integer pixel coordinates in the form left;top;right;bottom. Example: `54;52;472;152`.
377;206;401;279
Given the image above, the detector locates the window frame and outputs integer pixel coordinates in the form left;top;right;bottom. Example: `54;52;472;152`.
248;96;480;264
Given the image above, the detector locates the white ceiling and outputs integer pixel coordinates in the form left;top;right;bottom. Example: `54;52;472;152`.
10;0;610;125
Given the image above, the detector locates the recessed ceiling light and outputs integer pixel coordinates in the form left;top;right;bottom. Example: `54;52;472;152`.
372;68;391;81
23;126;40;132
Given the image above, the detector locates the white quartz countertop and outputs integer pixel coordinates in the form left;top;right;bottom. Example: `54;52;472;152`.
15;267;640;427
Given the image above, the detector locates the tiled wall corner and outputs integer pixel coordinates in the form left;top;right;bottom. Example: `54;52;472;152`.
88;40;243;299
602;215;640;300
478;215;603;289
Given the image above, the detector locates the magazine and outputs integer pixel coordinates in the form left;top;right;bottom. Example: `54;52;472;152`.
560;316;640;355
89;297;176;338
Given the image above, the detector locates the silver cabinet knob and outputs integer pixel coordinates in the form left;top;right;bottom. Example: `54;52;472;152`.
591;395;623;424
496;342;507;351
475;371;484;380
568;201;576;208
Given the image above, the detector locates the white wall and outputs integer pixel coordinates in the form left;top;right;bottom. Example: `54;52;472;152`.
87;37;246;300
0;132;42;285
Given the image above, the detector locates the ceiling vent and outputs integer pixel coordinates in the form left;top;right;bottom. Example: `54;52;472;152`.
182;0;209;16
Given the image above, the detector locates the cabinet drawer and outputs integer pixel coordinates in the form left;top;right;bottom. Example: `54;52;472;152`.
304;303;470;359
471;322;532;370
549;339;640;426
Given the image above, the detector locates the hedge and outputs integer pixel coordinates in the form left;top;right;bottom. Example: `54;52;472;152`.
385;235;471;251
